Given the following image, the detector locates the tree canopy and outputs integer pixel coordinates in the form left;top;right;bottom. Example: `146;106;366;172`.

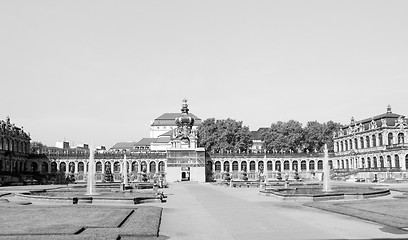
263;120;343;153
197;118;253;153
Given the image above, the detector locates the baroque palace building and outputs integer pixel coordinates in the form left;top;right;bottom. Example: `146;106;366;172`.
11;104;408;185
0;117;31;185
333;106;408;180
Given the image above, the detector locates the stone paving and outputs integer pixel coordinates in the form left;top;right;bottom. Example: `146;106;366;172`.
156;182;408;240
1;182;408;239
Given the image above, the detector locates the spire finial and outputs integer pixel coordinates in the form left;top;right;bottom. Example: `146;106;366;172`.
387;105;392;113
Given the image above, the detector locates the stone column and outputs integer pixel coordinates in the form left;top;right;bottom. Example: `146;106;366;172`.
101;161;105;174
74;162;79;173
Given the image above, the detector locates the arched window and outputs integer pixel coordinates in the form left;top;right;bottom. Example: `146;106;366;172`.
341;160;345;169
309;160;315;170
373;157;377;169
69;162;75;173
340;141;344;152
267;161;273;171
360;137;364;149
232;161;238;171
249;161;256;171
132;161;138;172
367;157;371;169
224;161;230;172
361;158;365;168
215;161;221;171
398;133;404;144
336;142;339;152
159;161;165;172
387;155;392;168
96;161;102;173
283;160;290;170
388;133;393;145
114;161;120;173
380;156;384;168
105;162;112;172
141;161;147;172
354;138;358;149
345;141;348;151
328;160;333;169
395;155;400;168
292;161;298;171
317;160;323;170
275;161;281;172
372;135;376;147
60;162;66;172
301;160;307;171
78;162;84;172
51;162;57;173
366;136;370;148
241;161;247;172
41;162;48;173
406;154;408;171
5;139;9;151
345;159;349;169
150;161;156;173
349;139;353;149
258;161;264;172
379;133;383;146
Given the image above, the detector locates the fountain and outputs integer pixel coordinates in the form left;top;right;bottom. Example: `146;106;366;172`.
259;143;390;201
122;154;128;190
86;146;98;196
322;144;331;192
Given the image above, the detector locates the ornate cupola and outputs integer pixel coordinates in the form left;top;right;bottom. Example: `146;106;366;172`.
172;99;198;148
175;99;195;127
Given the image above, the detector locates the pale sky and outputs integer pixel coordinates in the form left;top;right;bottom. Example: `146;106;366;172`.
1;1;408;148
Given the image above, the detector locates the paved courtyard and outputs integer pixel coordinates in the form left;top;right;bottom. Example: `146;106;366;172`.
1;182;408;239
157;182;408;240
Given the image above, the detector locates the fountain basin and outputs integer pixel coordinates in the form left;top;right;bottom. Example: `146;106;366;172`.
15;185;166;205
260;186;390;201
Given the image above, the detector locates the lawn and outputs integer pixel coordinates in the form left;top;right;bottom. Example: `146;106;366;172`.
305;198;408;229
0;204;162;239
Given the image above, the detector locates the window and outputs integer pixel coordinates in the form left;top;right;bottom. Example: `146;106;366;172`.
301;160;307;171
366;136;370;148
380;156;384;168
114;161;120;172
283;160;289;170
150;161;156;173
267;161;273;171
379;133;383;146
360;137;364;148
159;161;165;172
372;135;376;147
275;161;281;172
224;161;230;172
249;161;255;171
292;161;298;171
241;161;247;172
309;160;315;170
132;161;138;172
317;160;323;170
78;162;84;172
258;161;264;172
354;138;358;149
388;133;393;145
232;161;238;171
96;162;102;173
215;161;221;171
395;155;400;168
398;133;404;144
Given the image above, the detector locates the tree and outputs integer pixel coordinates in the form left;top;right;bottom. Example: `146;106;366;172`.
30;141;46;154
197;118;253;153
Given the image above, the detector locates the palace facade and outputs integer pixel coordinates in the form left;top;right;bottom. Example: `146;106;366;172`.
0;117;31;185
333;106;408;180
